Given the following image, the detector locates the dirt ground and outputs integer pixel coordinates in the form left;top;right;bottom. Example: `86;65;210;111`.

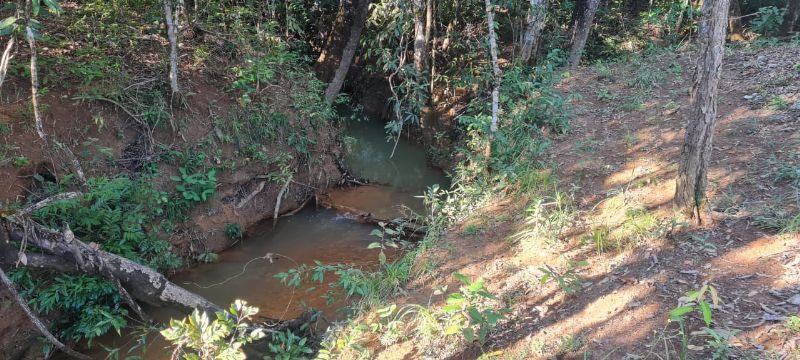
373;42;800;359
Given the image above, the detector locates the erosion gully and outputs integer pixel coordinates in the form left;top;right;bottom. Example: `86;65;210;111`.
84;118;448;358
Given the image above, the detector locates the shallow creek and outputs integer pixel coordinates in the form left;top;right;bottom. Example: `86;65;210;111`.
85;119;447;358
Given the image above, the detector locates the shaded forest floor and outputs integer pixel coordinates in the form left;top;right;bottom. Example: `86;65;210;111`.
376;42;800;359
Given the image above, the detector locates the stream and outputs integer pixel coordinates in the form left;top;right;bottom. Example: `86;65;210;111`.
85;118;448;358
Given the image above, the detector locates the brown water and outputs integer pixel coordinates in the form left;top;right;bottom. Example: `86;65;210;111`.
82;119;448;358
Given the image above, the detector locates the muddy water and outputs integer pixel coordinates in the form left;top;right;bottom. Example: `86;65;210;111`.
84;118;447;358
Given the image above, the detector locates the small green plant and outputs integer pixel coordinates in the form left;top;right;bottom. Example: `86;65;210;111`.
785;315;800;333
595;87;616;101
771;96;790;110
462;223;482;236
224;223;243;240
583;226;609;254
171;167;217;203
539;260;588;295
12;155;31;167
161;300;266;360
668;284;721;360
620;98;645;112
594;60;612;78
267;329;314;360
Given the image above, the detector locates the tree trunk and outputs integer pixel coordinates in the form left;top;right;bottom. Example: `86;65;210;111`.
315;0;354;82
412;0;426;75
0;37;15;96
324;0;370;104
163;0;180;93
728;0;743;37
780;0;800;36
485;0;501;133
26;27;45;141
2;222;220;312
425;0;433;44
520;0;548;63
675;0;731;219
568;0;600;69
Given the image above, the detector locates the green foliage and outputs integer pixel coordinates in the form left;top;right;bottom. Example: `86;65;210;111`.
785;315;800;333
32;176;182;269
161;300;266;360
224;223;242;240
539;260;588;295
267;329;314;360
10;270;127;344
668;284;722;360
12;155;30;167
171;167;217;203
364;273;507;358
771;96;790;110
751;6;785;37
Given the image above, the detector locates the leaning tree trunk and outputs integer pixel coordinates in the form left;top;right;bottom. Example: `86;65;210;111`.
520;0;547;63
568;0;600;69
412;0;427;76
324;0;370;104
485;0;501;133
163;0;180;93
780;0;800;36
3;223;220;312
675;0;731;219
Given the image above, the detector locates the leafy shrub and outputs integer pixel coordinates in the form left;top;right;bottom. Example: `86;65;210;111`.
224;223;242;240
10;270;127;344
32;176;181;269
161;300;266;360
267;329;314;360
751;6;785;37
171;167;217;203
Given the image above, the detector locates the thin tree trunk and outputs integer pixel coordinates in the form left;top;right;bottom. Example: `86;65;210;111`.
0;37;15;97
25;26;46;141
568;0;600;69
324;0;370;104
485;0;501;133
675;0;731;219
425;0;433;44
412;0;426;75
780;0;800;36
164;0;180;93
728;0;743;36
520;0;548;63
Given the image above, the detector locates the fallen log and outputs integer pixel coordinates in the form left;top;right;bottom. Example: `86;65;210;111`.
3;220;221;313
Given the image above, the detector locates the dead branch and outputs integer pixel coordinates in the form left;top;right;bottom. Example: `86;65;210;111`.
0;36;15;96
236;181;266;210
15;192;81;217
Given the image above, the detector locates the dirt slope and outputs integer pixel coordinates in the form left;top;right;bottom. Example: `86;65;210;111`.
377;42;800;359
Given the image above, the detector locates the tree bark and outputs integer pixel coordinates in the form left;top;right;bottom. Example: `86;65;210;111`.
3;222;221;312
26;27;45;141
425;0;433;45
728;0;743;36
780;0;800;36
568;0;600;69
164;0;180;93
323;0;370;104
520;0;548;63
675;0;731;219
485;0;501;133
0;37;14;97
315;0;354;82
412;0;427;75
